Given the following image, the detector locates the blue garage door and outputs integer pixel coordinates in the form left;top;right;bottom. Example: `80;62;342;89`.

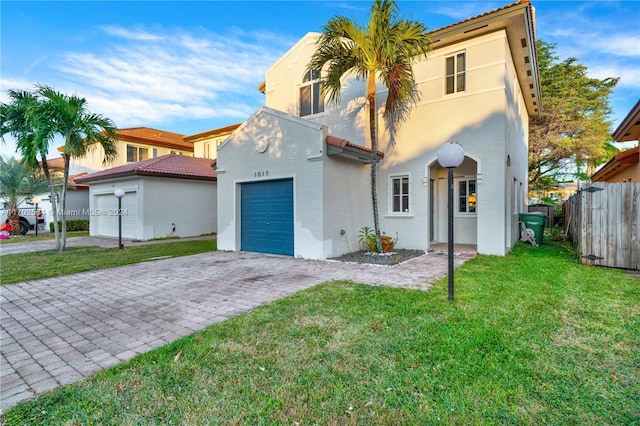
241;179;294;256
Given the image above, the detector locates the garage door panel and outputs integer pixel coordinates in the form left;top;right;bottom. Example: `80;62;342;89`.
93;191;138;238
241;179;293;256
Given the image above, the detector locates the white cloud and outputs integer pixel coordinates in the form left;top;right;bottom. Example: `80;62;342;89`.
16;25;294;130
100;25;165;41
591;34;640;58
588;64;640;90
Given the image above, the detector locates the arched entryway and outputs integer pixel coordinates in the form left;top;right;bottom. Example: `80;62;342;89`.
426;156;479;248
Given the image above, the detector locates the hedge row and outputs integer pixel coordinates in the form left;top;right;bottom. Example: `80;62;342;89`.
49;220;90;232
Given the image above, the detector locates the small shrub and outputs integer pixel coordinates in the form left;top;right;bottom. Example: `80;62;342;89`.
49;220;90;232
358;226;377;252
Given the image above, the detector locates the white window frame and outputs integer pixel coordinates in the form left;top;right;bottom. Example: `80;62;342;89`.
456;177;477;216
299;69;325;117
126;144;149;163
388;174;412;216
445;51;466;95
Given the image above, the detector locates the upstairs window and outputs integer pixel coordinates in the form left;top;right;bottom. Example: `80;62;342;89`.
458;179;477;214
446;52;466;94
299;69;324;117
127;145;149;163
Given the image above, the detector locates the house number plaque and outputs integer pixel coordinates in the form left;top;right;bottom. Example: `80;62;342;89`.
254;171;269;177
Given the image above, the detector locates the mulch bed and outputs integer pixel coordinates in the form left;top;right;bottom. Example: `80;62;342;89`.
328;249;425;266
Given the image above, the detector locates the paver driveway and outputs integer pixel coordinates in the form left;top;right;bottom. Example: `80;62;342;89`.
0;249;474;412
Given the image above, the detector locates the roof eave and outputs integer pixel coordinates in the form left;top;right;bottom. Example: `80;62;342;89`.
612;99;640;142
428;1;541;116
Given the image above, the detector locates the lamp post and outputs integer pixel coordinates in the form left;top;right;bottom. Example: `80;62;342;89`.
33;197;41;236
114;189;125;249
437;142;465;301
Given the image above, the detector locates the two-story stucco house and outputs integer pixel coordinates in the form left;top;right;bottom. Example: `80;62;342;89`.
185;123;242;160
68;127;194;174
216;0;541;260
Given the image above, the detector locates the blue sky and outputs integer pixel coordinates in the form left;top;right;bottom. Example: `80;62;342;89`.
1;0;639;159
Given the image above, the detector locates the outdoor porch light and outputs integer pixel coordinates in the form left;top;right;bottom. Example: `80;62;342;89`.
437;142;465;301
33;197;41;236
114;189;125;249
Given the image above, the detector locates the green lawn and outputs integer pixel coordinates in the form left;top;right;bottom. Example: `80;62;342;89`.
2;242;639;424
0;230;89;244
0;239;216;284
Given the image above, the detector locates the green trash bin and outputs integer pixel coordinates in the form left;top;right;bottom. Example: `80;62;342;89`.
520;212;546;246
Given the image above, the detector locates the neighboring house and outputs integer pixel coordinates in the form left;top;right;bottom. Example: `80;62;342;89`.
68;127;194;174
216;0;540;259
75;154;217;240
27;158;92;229
528;182;577;204
185;123;242;160
591;100;640;183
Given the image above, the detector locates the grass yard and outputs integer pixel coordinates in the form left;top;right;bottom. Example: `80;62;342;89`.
0;230;89;244
2;242;639;424
0;239;216;284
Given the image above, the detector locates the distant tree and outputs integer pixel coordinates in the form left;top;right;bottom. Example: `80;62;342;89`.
308;0;431;252
0;156;48;235
1;89;62;244
529;41;619;190
1;85;118;250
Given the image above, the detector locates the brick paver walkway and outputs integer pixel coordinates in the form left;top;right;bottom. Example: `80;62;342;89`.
0;248;474;412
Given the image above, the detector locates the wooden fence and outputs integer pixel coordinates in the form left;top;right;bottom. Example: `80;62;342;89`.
564;182;639;270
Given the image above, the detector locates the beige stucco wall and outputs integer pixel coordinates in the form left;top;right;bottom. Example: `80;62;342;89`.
602;164;640;182
223;28;532;257
70;141;192;174
193;135;230;160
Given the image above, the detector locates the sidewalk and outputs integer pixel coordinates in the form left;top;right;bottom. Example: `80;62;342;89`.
0;232;214;256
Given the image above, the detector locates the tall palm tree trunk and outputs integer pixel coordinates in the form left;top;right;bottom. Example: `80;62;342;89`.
60;152;70;252
40;153;60;250
367;75;382;253
8;207;20;236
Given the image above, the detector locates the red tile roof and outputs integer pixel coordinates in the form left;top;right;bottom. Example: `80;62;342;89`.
591;147;640;182
44;157;65;170
69;172;90;190
326;136;384;162
75;154;217;183
184;123;242;143
431;0;532;36
117;127;193;151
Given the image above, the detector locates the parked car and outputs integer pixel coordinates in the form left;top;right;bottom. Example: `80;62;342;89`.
0;207;45;235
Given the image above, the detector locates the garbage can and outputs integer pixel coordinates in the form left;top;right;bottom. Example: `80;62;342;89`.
520;212;546;246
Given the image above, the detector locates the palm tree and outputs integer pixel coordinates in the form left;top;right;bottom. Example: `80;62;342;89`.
308;0;431;252
0;156;49;235
1;89;62;246
37;85;118;250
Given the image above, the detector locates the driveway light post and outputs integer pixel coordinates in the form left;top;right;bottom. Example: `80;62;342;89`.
437;142;465;301
114;189;125;249
33;197;41;236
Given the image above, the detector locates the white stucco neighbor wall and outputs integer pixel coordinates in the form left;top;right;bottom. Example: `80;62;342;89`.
142;177;216;239
86;177;216;240
216;107;327;259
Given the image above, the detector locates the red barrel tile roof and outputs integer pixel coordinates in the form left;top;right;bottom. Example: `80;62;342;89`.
75;154;216;183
